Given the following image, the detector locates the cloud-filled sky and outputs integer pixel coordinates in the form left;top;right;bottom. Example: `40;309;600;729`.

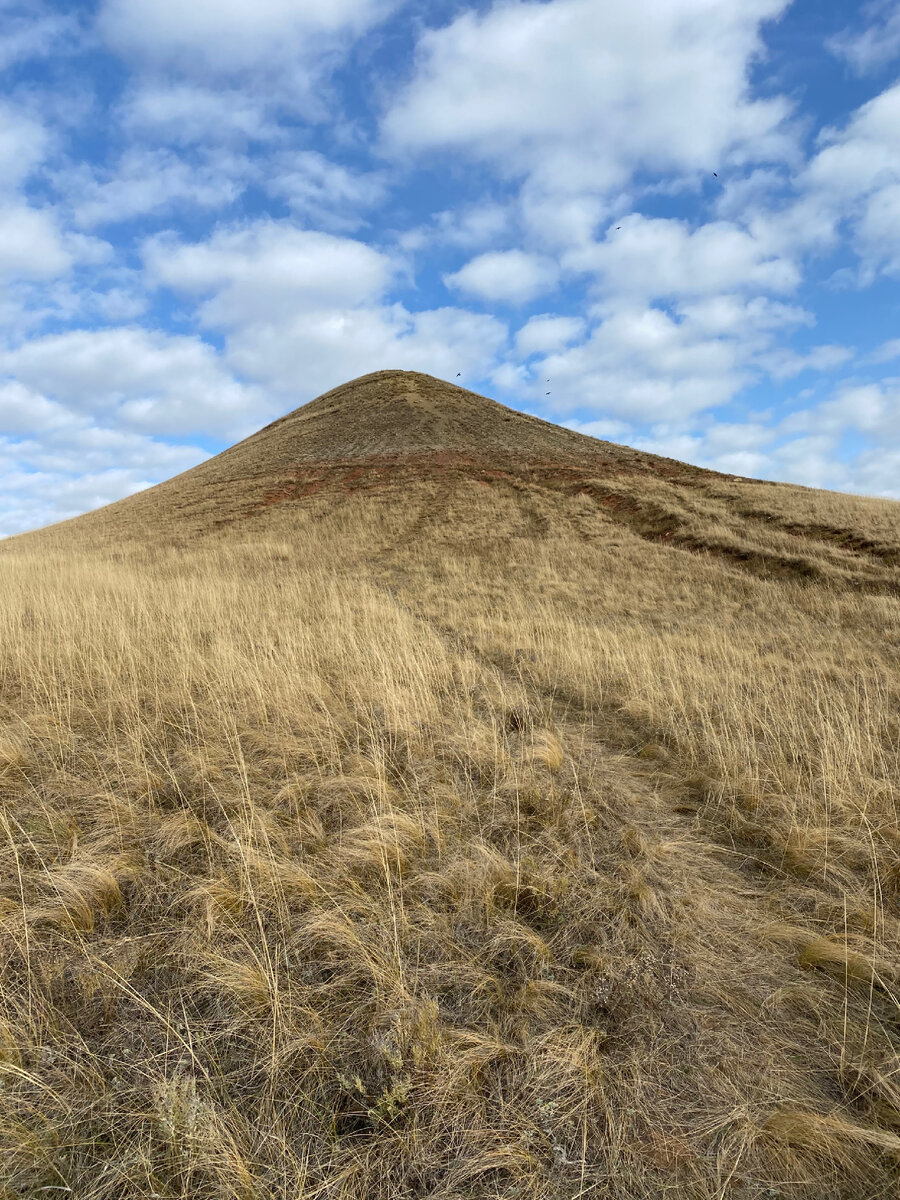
2;0;900;533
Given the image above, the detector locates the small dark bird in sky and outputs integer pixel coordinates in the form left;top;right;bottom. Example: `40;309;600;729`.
616;226;621;230
713;172;718;177
456;372;460;376
546;391;551;395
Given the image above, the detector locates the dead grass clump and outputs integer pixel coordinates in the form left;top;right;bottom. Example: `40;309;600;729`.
762;922;893;988
525;729;565;773
30;853;143;933
763;1105;900;1177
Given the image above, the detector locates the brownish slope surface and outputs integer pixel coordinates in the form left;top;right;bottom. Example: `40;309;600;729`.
20;369;706;545
2;371;900;1200
19;370;900;598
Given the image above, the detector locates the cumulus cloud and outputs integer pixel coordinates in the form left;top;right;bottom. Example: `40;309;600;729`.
383;0;793;199
673;294;811;338
0;206;74;280
57;148;252;228
444;250;559;304
804;83;900;200
561;414;633;442
265;151;387;232
573;215;801;301
520;305;753;422
0;379;212;536
0;455;203;538
856;182;900;280
0;327;269;438
807;381;900;439
757;343;854;381
0;3;78;73
0;103;50;193
200;302;509;403
515;315;586;356
630;428;770;478
829;2;900;75
429;203;512;251
118;83;276;144
793;82;900;282
145;221;397;324
500;287;832;426
144;220;508;400
868;337;900;364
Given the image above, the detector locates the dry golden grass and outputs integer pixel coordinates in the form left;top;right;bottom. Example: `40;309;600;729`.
1;371;900;1198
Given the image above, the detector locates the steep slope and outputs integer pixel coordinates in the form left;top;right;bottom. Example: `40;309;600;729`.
17;370;900;598
17;369;705;546
2;371;900;1199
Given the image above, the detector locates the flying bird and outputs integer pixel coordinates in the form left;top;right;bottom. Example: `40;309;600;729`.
456;372;461;376
616;226;621;230
546;391;551;395
713;172;718;177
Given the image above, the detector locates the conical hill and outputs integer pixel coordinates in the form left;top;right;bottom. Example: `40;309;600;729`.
12;370;900;599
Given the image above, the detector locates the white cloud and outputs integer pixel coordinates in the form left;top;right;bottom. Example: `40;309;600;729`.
769;378;900;496
58;149;251;228
844;446;900;499
586;414;782;479
829;2;900;75
501;285;830;426
265;151;387;231
398;202;515;257
562;414;633;442
757;343;854;381
868;337;900;363
0;380;74;435
119;83;276;144
205;303;509;402
145;221;397;324
0;378;212;536
0;206;73;280
793;81;900;283
515;314;585;356
383;0;793;201
0;5;78;73
0;456;201;538
432;203;512;251
572;215;801;301
519;192;610;252
856;181;900;280
804;83;900;200
0;327;268;438
0;103;49;193
144;220;508;400
814;381;900;437
522;305;752;422
444;250;559;304
99;0;398;72
674;294;812;338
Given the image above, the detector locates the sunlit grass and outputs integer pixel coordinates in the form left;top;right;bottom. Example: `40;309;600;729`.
1;474;899;1198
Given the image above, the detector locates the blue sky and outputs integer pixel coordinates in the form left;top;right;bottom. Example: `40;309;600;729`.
2;0;900;534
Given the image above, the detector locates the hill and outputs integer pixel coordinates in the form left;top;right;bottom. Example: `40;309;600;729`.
26;369;705;546
21;371;900;596
1;370;900;1200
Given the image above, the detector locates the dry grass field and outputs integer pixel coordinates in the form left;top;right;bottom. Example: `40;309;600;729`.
2;370;900;1198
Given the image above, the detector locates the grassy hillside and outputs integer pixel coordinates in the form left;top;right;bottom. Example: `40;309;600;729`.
2;373;900;1198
